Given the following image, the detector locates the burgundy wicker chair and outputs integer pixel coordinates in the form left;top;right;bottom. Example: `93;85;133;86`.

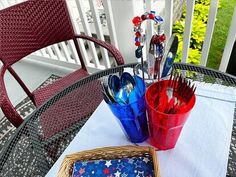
0;0;124;128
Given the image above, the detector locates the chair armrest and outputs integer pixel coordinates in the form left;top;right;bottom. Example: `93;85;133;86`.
74;34;125;65
0;66;23;127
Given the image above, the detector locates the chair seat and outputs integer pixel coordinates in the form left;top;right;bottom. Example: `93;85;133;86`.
39;79;103;139
33;68;89;107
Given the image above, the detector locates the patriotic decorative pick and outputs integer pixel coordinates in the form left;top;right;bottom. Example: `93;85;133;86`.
132;11;164;81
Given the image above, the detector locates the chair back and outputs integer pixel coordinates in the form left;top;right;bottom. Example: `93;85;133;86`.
0;0;75;66
0;0;125;129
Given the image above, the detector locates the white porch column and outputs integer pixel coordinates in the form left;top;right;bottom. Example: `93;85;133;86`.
108;0;145;63
164;0;173;43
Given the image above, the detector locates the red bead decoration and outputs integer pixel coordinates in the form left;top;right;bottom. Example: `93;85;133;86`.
159;34;166;42
149;13;155;19
132;11;164;48
135;41;141;46
135;31;141;37
132;16;142;26
141;14;147;20
150;35;157;43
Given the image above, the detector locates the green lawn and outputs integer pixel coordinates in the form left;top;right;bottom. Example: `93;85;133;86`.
206;0;236;69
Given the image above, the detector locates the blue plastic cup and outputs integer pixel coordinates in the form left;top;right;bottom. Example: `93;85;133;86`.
107;95;149;143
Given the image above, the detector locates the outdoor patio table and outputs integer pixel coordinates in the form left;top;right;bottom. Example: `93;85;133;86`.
0;63;235;177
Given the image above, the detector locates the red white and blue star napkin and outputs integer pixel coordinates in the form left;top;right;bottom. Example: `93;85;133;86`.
72;155;154;177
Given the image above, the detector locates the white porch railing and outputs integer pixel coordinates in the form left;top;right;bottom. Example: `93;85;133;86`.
219;6;236;72
0;0;235;73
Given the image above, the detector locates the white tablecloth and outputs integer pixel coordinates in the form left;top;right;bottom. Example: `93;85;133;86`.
46;83;236;177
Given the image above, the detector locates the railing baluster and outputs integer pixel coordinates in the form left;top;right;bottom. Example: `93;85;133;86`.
0;0;23;8
13;0;17;5
66;0;91;67
219;7;236;72
200;0;219;66
51;44;63;61
181;0;196;63
0;2;3;9
34;51;42;56
59;42;74;63
7;0;13;5
46;47;57;60
40;48;49;58
102;0;119;48
88;0;110;68
164;0;173;43
75;0;101;69
3;1;10;6
68;40;81;65
38;50;44;56
0;1;8;9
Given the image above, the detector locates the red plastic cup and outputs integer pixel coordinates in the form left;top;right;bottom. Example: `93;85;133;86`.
145;80;196;150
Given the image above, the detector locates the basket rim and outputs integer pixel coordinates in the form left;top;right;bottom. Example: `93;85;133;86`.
57;145;161;177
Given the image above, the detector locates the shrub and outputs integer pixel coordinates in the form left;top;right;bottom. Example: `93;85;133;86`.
173;0;221;64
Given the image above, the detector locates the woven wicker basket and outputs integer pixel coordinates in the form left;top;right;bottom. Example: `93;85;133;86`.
57;145;161;177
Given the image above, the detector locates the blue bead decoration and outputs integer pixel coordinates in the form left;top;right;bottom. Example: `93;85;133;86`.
150;10;156;14
135;46;143;58
154;16;164;24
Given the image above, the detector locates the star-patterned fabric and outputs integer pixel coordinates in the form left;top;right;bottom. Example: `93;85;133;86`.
72;155;154;177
